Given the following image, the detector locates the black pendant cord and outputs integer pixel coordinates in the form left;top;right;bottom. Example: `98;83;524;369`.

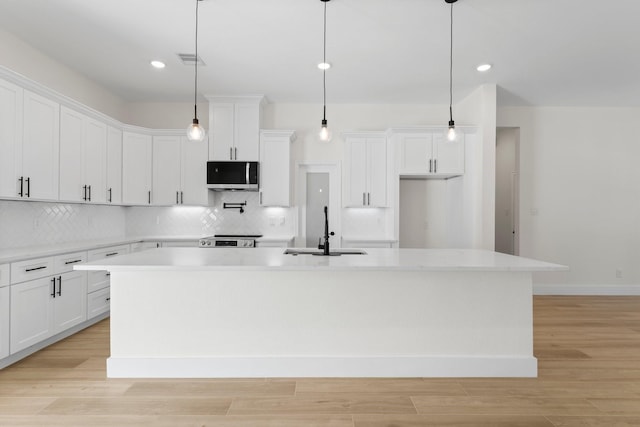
194;0;200;121
322;0;327;122
449;1;453;123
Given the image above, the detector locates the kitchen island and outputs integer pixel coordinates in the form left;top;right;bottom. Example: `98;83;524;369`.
75;247;566;378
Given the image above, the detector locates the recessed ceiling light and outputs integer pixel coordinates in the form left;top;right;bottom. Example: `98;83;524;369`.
151;60;166;69
317;62;331;70
476;63;492;72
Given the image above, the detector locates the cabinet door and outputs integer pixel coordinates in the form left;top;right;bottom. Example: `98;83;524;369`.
84;118;107;203
122;132;152;205
210;103;234;160
87;287;110;320
59;107;85;201
53;271;87;334
0;286;9;359
259;133;292;207
152;135;181;205
106;127;123;204
181;136;208;205
10;276;55;354
234;103;260;161
345;138;368;207
433;133;465;175
0;78;23;198
22;90;60;200
367;137;387;207
399;135;432;174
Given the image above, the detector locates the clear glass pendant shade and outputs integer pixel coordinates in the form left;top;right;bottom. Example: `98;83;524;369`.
187;118;206;141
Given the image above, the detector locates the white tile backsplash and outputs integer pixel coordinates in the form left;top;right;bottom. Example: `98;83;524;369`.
0;200;126;250
0;193;295;251
126;192;296;237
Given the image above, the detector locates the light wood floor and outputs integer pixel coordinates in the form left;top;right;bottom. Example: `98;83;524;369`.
1;296;640;426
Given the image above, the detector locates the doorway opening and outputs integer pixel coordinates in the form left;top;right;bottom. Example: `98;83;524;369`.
495;127;520;255
296;163;341;248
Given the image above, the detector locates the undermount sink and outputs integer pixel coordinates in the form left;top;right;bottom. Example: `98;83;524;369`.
284;248;367;256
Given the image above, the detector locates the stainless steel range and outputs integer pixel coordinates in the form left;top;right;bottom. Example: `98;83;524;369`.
199;234;262;248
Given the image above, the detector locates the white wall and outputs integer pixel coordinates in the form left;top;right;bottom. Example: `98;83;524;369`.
0;28;126;121
124;102;209;129
498;107;640;287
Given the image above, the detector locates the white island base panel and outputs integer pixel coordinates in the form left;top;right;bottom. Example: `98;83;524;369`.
107;270;536;378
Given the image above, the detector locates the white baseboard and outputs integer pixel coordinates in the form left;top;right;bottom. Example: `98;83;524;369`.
534;283;640;296
107;355;537;378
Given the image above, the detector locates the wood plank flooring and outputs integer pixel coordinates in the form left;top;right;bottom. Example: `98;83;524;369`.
1;296;639;426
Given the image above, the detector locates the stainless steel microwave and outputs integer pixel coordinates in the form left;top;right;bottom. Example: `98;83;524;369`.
206;161;259;191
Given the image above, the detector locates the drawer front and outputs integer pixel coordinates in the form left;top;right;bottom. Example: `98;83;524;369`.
10;257;55;284
87;287;110;319
54;251;88;274
87;245;130;261
88;270;111;293
0;264;9;288
130;242;160;252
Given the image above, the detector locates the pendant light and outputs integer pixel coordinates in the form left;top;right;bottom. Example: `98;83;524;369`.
187;0;206;141
445;0;458;142
318;0;332;142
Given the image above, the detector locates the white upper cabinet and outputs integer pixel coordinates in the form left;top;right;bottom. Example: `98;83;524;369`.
106;126;123;204
259;130;296;207
208;96;264;161
344;133;388;207
20;90;60;200
59;107;107;203
152;135;208;206
122;132;152;205
180;136;208;205
397;130;464;178
152;135;182;205
0;78;23;199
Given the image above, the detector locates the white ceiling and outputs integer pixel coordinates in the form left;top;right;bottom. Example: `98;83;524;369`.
1;0;639;107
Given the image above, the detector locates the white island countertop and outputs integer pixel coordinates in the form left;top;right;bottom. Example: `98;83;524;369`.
75;247;567;272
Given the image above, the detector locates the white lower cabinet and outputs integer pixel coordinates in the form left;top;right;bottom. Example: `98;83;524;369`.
10;276;55;354
0;286;9;359
87;287;110;319
10;270;87;355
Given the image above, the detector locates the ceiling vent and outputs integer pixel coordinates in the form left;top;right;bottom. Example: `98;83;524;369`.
177;53;206;66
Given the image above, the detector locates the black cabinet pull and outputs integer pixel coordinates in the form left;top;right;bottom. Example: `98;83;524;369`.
108;188;112;203
64;259;82;265
50;277;56;298
57;276;62;296
26;177;30;197
106;272;111;277
105;252;118;257
18;176;23;197
176;191;179;204
106;297;111;302
88;185;91;201
83;185;87;201
434;159;437;174
25;265;47;272
148;190;151;204
229;147;233;160
180;191;183;204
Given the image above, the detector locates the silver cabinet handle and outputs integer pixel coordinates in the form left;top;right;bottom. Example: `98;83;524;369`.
245;162;250;185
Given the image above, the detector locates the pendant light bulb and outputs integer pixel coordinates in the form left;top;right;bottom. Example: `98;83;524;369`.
319;119;332;142
187;118;206;141
318;0;332;142
445;0;458;143
447;120;457;142
186;0;206;142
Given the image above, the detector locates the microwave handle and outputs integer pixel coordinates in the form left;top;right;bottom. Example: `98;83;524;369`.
246;162;250;185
